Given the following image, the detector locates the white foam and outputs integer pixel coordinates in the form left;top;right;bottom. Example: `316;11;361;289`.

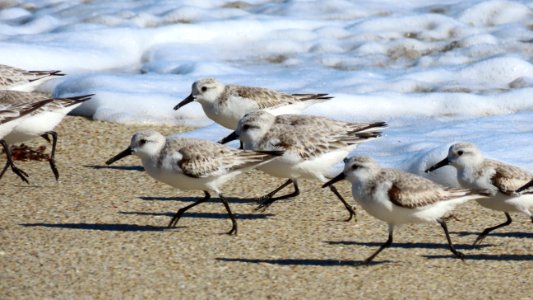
1;0;532;182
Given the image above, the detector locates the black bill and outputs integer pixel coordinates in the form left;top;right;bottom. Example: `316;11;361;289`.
425;158;450;173
173;94;194;110
106;147;133;165
218;131;239;144
322;172;346;188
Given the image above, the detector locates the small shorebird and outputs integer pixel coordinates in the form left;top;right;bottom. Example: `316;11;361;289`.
229;110;386;221
106;130;281;235
0;91;94;180
324;156;485;263
426;142;533;245
0;64;64;92
174;78;332;130
0;99;54;183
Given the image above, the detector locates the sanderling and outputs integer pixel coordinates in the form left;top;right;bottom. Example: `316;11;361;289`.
426;142;533;245
174;78;332;130
324;156;485;263
0;99;54;183
106;130;282;235
230;110;386;221
0;64;64;92
0;91;94;180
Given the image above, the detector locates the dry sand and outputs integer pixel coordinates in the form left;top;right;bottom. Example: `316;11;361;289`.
1;116;532;299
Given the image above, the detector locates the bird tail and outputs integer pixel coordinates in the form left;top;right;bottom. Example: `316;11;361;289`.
291;93;334;101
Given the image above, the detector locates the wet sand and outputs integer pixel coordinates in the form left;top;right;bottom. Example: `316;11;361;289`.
1;116;532;299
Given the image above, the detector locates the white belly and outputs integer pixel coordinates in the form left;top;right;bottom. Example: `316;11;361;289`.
143;162;239;194
4;110;67;144
257;149;347;181
353;186;469;225
476;193;533;215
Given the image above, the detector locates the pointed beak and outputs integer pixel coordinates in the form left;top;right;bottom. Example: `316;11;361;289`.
425;157;450;173
322;172;346;188
174;94;194;110
106;147;133;165
218;131;239;144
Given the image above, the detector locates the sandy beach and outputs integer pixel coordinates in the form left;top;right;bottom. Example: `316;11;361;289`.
1;116;532;299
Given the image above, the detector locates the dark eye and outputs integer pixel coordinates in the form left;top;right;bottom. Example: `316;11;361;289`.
201;86;207;92
351;164;359;170
139;139;147;146
242;124;250;131
457;150;463;156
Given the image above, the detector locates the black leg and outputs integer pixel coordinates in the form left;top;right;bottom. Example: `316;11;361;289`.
328;185;356;222
439;220;465;260
0;140;29;184
168;191;210;228
219;194;238;235
0;159;10;179
255;179;299;211
363;225;394;264
473;212;512;246
41;131;59;180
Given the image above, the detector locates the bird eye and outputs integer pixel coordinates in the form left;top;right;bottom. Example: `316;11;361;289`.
351;164;359;170
139;139;147;146
201;86;207;92
457;150;463;156
242;124;250;131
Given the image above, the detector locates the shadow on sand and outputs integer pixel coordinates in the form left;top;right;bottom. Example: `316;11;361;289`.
85;165;144;172
454;231;533;239
216;257;390;267
139;196;260;204
423;254;533;261
119;211;274;220
326;240;492;251
21;223;166;232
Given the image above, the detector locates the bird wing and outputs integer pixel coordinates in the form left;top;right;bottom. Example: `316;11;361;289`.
384;170;467;208
488;160;533;195
177;141;275;178
261;124;380;160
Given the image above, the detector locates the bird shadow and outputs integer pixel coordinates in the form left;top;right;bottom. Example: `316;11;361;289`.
423;254;533;261
326;241;492;251
20;223;167;232
119;211;274;220
85;165;144;172
454;231;533;239
139;196;259;204
216;257;391;267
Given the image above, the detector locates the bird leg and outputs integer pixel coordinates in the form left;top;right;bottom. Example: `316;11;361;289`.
0;140;29;183
473;212;512;246
168;191;210;228
219;194;238;235
255;179;299;211
439;220;465;260
363;225;394;264
41;131;59;180
328;184;357;222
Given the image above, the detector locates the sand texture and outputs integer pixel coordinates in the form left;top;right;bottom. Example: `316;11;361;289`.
1;117;532;299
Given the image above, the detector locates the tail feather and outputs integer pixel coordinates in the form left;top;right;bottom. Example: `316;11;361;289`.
291;93;334;101
55;94;95;107
26;70;65;81
347;121;388;134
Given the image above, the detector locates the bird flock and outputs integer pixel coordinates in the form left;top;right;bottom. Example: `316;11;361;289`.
1;65;532;264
